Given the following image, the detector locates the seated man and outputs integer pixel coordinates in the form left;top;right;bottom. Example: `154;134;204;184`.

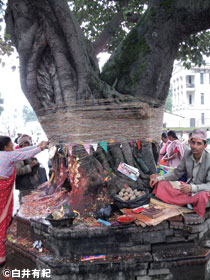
150;129;210;217
15;134;48;203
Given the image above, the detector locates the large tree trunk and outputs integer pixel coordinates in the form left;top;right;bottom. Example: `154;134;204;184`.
5;0;210;214
5;0;167;143
6;0;210;144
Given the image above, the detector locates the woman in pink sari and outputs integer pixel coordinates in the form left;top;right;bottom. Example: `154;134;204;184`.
159;132;170;164
0;136;48;266
162;130;184;167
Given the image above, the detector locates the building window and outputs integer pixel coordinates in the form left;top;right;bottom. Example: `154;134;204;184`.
201;113;205;125
189;95;192;104
190;118;195;127
201;93;204;104
200;73;204;84
187;75;194;88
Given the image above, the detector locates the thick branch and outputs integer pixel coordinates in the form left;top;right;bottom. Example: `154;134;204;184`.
170;0;210;37
101;0;210;106
6;1;44;110
92;0;142;56
93;11;124;56
5;6;17;48
38;4;77;104
26;30;48;109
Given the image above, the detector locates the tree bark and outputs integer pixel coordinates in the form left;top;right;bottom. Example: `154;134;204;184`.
6;0;210;143
5;0;210;211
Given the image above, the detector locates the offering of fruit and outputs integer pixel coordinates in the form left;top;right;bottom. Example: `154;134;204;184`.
117;187;145;201
52;206;64;220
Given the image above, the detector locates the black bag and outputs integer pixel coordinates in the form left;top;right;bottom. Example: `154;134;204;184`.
15;174;33;190
113;188;150;209
28;161;40;176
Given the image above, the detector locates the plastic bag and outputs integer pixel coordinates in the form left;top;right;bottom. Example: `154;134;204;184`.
93;205;112;220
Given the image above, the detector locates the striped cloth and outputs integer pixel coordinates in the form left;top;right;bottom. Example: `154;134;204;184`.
0;146;41;178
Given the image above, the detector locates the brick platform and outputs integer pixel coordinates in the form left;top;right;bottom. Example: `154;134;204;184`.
5;209;210;280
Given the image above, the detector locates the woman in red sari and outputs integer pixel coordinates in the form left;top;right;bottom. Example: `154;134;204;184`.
0;136;48;266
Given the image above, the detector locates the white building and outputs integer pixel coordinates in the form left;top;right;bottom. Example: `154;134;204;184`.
170;62;210;128
163;111;185;129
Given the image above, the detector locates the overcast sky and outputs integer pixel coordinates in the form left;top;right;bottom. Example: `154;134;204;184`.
0;58;29;115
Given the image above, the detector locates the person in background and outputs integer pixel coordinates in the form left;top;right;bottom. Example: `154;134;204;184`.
150;129;210;217
162;130;184;167
0;135;48;267
14;133;22;149
207;128;210;140
182;132;192;151
160;132;168;149
159;132;170;164
15;134;48;202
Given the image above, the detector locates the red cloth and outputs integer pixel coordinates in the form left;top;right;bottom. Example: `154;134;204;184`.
153;180;210;217
0;168;16;264
173;147;178;153
159;159;168;166
137;141;141;151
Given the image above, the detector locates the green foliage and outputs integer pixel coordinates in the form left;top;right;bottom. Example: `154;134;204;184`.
68;0;210;67
22;105;37;123
0;92;4;115
177;31;210;69
165;88;172;112
0;0;210;69
68;0;145;52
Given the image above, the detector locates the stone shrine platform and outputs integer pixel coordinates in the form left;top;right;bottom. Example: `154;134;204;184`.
5;208;210;280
